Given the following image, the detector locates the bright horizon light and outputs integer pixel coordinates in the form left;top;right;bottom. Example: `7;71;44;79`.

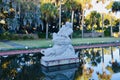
85;0;120;18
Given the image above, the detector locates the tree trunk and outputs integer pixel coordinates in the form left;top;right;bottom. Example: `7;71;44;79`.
81;10;84;38
71;10;74;38
46;22;48;39
92;24;94;38
59;0;61;30
119;20;120;34
102;47;105;72
110;17;113;37
102;14;104;37
92;16;95;38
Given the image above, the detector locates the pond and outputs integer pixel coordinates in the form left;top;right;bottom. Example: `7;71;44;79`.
0;47;120;80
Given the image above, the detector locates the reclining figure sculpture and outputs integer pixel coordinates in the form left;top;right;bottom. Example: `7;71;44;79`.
41;22;77;61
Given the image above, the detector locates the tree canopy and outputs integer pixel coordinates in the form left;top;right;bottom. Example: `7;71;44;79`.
40;3;58;22
112;1;120;12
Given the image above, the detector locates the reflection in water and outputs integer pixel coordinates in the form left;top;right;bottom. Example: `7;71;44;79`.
75;47;120;80
0;47;120;80
0;53;44;80
97;71;111;80
42;64;78;80
74;64;94;80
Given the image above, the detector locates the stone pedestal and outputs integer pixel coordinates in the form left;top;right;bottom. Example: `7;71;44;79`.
41;56;79;66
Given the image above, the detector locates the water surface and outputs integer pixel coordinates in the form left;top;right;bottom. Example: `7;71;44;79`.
0;47;120;80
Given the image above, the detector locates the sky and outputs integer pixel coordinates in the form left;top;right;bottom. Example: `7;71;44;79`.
85;0;120;18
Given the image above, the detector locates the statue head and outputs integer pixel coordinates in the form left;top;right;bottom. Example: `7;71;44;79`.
65;22;73;36
57;22;73;37
65;22;72;28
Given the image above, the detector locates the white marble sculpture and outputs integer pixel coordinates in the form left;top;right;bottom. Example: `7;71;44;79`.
41;22;78;63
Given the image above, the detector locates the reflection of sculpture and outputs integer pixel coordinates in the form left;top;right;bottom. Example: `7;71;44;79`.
41;22;78;66
41;64;78;80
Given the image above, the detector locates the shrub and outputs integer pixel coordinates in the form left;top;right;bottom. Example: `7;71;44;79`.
37;32;52;39
37;32;46;38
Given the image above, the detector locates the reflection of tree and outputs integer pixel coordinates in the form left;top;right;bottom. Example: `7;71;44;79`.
76;47;120;80
74;63;94;80
84;47;117;66
108;60;120;73
85;49;101;66
15;64;44;80
0;53;44;80
97;71;111;80
96;61;112;80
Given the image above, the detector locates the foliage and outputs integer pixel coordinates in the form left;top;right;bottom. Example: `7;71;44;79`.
75;0;92;9
104;27;111;37
106;1;120;13
112;1;120;12
0;0;2;3
85;11;101;31
0;32;36;40
111;19;119;33
20;1;36;12
37;32;52;39
64;0;80;11
106;1;114;10
115;19;120;26
40;3;58;22
61;0;82;23
73;30;81;38
0;54;44;80
40;3;58;39
0;1;18;33
104;19;110;26
85;10;118;34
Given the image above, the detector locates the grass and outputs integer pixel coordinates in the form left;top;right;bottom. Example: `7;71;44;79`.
12;37;120;48
0;42;13;49
72;37;120;45
12;39;53;48
0;37;120;51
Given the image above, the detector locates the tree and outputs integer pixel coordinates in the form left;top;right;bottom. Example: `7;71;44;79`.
105;1;113;10
106;1;120;36
104;19;110;26
75;0;92;38
63;0;82;22
85;11;101;37
62;0;82;38
0;1;17;33
112;1;120;12
16;1;42;34
40;3;58;39
0;0;2;3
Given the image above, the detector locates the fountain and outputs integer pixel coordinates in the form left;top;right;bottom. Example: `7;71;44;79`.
40;22;79;66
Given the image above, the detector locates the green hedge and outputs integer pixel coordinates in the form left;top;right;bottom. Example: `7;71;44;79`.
37;32;52;39
0;32;34;40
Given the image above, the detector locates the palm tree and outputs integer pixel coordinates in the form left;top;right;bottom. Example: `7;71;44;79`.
40;3;58;39
112;1;120;34
89;11;101;37
112;1;120;13
75;0;92;38
106;1;120;36
103;18;111;36
63;0;82;38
